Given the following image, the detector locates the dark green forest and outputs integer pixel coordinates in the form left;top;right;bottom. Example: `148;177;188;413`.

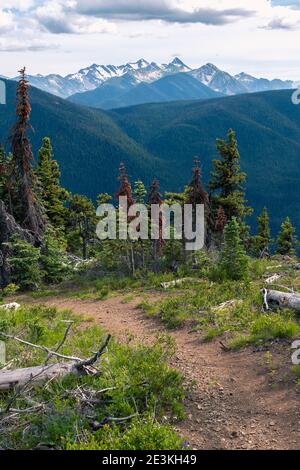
0;79;299;235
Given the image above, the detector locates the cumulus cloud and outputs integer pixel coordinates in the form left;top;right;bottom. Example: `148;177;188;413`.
75;0;255;25
262;16;297;29
35;1;115;34
0;9;14;34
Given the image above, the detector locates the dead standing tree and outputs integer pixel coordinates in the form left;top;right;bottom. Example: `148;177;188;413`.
9;67;45;243
116;163;136;274
185;159;209;254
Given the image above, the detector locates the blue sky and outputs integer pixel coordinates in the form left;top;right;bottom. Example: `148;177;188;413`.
1;1;300;80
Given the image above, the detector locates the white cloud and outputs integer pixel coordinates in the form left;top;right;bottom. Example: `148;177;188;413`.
0;38;58;52
2;0;300;79
74;0;255;25
34;0;116;34
0;9;14;34
262;16;297;29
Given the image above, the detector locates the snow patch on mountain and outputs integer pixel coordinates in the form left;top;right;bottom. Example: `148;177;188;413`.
12;58;297;99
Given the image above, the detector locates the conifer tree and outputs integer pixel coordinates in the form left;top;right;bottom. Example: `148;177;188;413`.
7;235;41;290
148;179;163;206
209;129;252;235
67;194;96;259
115;164;140;274
185;159;209;247
40;228;69;283
219;217;249;280
37;137;69;229
116;163;134;208
276;217;297;256
252;207;271;257
148;179;164;262
96;193;113;206
215;206;227;235
133;180;147;204
10;68;45;241
213;206;227;248
185;159;208;208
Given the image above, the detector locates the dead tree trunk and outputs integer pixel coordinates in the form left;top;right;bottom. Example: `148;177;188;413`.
0;334;111;392
261;289;300;313
0;363;79;391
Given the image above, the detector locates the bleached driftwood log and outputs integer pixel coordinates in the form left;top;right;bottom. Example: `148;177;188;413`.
261;289;300;313
0;334;111;392
0;362;77;391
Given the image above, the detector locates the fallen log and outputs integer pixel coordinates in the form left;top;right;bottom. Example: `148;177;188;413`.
261;289;300;313
0;362;78;391
0;334;111;392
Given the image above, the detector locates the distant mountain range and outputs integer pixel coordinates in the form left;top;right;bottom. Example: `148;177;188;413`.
0;78;299;235
5;58;295;110
69;72;221;109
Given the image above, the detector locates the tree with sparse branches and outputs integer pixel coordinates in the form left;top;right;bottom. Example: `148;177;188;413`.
252;207;271;257
9;68;45;242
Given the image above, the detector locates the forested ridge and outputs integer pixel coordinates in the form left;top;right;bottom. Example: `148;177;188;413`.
0;79;300;235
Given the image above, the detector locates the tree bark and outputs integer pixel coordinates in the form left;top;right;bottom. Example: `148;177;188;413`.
262;289;300;313
0;362;80;391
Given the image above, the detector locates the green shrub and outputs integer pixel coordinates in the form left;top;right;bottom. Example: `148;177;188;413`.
40;229;69;283
67;418;184;450
218;218;249;281
7;235;42;290
0;306;184;450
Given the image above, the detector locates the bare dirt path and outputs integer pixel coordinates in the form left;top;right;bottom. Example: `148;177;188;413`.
34;295;300;450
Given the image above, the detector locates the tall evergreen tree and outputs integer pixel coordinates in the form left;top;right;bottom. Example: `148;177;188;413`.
219;217;249;280
252;207;271;257
37;137;69;229
133;180;147;204
67;194;96;259
10;68;45;241
209;129;252;234
276;217;297;256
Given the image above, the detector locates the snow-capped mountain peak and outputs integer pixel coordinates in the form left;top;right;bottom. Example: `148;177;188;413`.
190;63;247;95
235;71;293;92
17;59;296;99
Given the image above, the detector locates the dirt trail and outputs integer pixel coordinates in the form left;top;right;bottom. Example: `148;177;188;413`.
38;295;300;450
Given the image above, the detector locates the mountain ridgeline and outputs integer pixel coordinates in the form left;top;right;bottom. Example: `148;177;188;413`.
7;59;294;110
69;73;221;110
0;78;299;235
